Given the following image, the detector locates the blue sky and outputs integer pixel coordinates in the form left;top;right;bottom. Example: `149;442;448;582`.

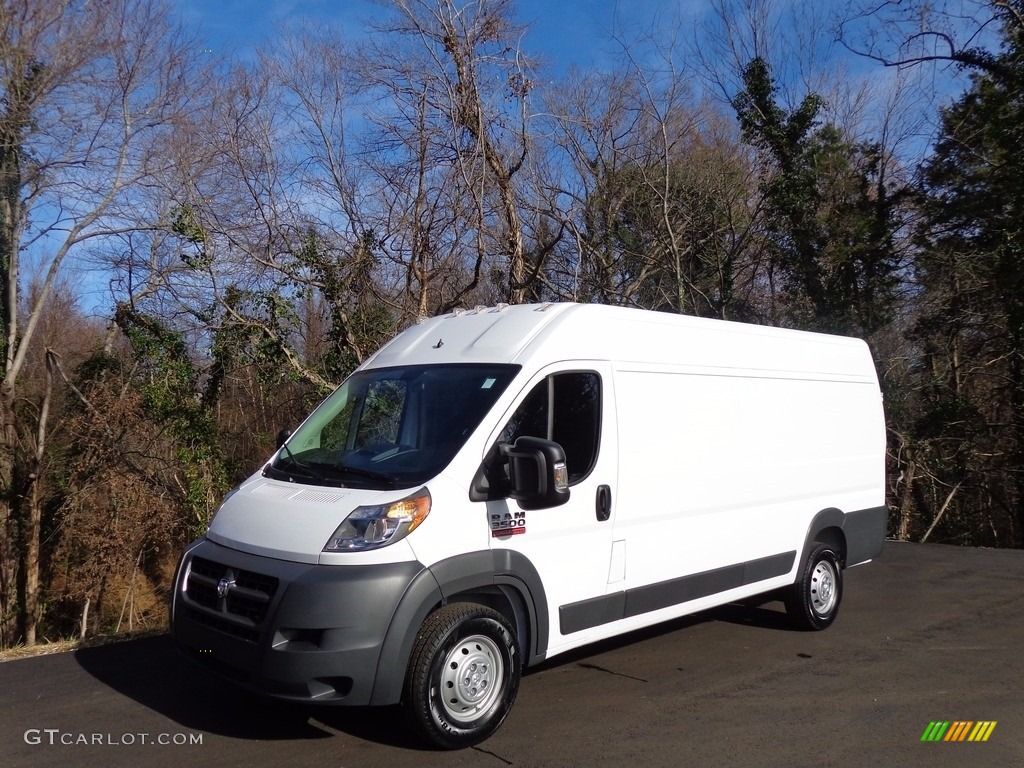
174;0;954;120
174;0;967;153
178;0;706;72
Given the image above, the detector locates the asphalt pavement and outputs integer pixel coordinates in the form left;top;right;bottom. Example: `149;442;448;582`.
1;540;1021;767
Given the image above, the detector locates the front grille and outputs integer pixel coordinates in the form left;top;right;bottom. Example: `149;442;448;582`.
184;605;261;643
184;556;279;642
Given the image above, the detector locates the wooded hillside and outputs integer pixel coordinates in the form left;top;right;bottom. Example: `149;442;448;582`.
2;0;1021;648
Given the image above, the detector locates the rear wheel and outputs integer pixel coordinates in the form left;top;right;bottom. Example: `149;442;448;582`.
403;602;521;749
785;543;843;631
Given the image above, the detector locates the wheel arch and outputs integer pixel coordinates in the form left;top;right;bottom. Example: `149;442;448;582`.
369;550;548;706
799;508;849;572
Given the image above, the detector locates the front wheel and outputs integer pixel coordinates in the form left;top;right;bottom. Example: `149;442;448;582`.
785;543;843;631
403;603;521;749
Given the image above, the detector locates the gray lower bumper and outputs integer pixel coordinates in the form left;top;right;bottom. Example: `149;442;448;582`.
843;505;889;565
170;538;425;705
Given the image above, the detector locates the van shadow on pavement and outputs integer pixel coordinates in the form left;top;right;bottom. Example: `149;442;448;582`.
72;634;419;748
73;600;797;747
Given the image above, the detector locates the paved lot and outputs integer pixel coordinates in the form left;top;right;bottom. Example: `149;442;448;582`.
1;541;1021;767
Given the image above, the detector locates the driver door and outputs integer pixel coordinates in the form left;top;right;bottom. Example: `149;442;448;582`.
484;363;619;654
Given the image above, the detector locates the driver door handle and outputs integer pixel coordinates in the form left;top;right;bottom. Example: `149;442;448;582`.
596;485;612;522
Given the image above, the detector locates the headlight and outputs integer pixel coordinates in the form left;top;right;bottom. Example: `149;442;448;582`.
323;488;431;551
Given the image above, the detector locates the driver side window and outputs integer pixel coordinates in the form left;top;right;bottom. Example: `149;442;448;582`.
500;371;601;484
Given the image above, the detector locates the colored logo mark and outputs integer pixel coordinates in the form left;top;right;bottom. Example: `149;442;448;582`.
921;721;997;742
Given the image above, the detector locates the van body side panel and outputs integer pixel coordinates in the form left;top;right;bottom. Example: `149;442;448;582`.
612;363;883;599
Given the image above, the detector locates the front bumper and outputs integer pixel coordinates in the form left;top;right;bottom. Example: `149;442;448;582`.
170;538;424;705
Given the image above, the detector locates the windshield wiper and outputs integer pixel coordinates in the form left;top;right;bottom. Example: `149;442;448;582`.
310;462;398;487
272;444;325;483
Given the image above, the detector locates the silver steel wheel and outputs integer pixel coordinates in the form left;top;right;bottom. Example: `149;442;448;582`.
405;604;521;748
439;633;505;724
810;558;838;615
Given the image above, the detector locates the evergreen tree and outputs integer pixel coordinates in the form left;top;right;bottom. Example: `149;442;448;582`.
909;10;1024;544
733;58;903;336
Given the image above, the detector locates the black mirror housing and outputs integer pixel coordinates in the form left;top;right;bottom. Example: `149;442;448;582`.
501;436;570;510
276;428;292;449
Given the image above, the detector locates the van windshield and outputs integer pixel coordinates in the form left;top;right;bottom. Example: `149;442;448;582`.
265;364;520;489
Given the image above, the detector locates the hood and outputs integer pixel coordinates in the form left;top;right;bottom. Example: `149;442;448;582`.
205;473;413;564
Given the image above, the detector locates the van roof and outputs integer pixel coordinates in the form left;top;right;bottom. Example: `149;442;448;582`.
363;303;877;383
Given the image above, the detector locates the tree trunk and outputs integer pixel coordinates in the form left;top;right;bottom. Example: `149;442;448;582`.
22;350;54;646
897;445;916;541
23;483;41;646
0;34;31;651
0;393;19;648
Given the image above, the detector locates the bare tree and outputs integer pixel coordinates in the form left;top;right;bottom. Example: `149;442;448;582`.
146;27;416;397
16;279;105;644
838;0;1022;79
0;0;209;647
542;24;760;317
358;0;550;305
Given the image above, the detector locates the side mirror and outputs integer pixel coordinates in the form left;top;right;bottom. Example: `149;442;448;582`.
276;428;292;449
501;436;570;510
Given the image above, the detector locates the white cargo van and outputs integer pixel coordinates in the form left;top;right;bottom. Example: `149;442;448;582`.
171;302;886;748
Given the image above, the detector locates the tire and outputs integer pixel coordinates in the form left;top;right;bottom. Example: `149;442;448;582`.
785;543;843;631
403;602;521;749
